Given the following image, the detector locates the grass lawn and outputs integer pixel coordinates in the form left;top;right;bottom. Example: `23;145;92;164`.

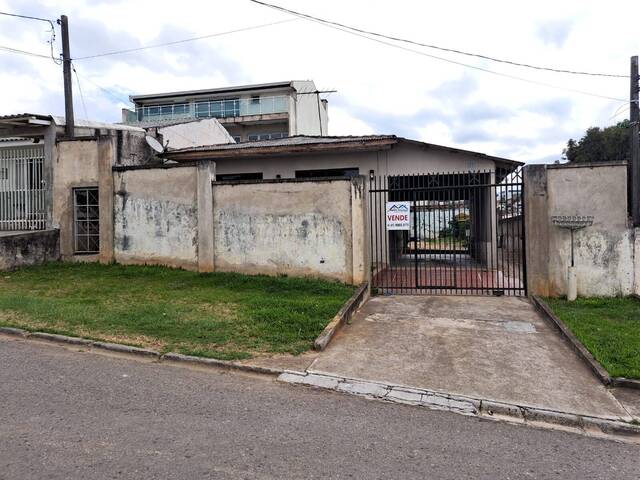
0;262;355;361
544;297;640;379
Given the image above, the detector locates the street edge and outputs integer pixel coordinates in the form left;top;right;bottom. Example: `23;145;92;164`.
277;370;640;440
0;327;283;376
313;282;369;351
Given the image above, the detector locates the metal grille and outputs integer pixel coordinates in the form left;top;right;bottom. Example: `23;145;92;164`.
73;187;100;253
369;167;526;296
0;145;46;231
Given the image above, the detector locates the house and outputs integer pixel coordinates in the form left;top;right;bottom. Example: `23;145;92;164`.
123;80;329;143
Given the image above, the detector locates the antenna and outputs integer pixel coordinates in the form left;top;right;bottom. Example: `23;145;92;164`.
145;135;164;153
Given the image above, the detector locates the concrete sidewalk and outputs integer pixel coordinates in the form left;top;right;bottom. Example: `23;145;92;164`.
310;295;630;420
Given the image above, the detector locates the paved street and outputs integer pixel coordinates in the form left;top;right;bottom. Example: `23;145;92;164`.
1;336;638;480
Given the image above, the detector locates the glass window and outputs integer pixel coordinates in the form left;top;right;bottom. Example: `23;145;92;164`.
248;134;259;141
73;187;99;254
223;99;239;118
195;101;210;118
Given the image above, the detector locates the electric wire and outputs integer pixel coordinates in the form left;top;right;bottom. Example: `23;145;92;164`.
248;0;628;79
73;18;297;60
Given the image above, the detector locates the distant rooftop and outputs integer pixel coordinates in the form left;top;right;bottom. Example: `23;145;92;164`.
129;80;299;103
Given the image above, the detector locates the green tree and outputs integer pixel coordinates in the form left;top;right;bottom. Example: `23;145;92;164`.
563;120;630;164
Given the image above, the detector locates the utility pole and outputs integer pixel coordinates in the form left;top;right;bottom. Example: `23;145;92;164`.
59;14;74;138
631;56;640;225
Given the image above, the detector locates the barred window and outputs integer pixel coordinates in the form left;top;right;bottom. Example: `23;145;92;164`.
73;187;99;254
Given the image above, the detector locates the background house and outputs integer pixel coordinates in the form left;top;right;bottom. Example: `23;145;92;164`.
123;80;329;143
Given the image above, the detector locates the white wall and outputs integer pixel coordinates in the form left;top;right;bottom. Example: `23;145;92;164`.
211;142;497;180
291;80;326;136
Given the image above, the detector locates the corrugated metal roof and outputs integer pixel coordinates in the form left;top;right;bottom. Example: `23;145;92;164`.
0;113;52;121
163;134;524;167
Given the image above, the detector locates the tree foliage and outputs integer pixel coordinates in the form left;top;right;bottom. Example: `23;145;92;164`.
563;120;630;164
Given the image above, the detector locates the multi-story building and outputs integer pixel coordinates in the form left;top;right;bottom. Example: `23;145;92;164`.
123;80;328;143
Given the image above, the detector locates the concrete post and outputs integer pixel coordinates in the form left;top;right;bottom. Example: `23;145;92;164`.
523;165;550;297
350;176;367;284
98;136;115;264
43;124;56;229
197;160;216;272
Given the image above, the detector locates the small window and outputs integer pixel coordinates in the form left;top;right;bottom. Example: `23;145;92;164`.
251;95;260;104
232;136;241;143
248;134;259;141
295;168;360;179
73;187;99;254
216;172;263;181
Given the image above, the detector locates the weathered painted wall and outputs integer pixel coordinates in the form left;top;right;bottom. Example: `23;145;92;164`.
525;163;634;297
210;142;497;180
52;138;100;262
113;166;199;270
0;230;59;270
212;177;366;284
52;132;154;263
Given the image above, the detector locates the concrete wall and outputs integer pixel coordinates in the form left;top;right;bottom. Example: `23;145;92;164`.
0;230;59;270
113;166;199;270
525;162;634;297
52;131;154;263
210;142;497;180
211;177;367;284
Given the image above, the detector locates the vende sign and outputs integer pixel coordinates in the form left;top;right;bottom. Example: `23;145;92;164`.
386;201;411;230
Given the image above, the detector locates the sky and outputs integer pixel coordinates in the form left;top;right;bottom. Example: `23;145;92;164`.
0;0;638;164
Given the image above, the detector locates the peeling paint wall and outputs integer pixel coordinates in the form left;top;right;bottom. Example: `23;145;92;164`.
0;230;60;270
212;178;365;283
526;163;634;297
113;166;199;270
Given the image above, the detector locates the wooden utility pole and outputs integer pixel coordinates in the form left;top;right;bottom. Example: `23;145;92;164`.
59;15;74;138
631;56;639;225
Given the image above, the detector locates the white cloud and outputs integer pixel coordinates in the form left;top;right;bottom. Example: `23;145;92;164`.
0;0;637;163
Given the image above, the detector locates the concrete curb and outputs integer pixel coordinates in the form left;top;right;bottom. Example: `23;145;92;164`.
0;329;284;376
92;341;160;358
161;352;283;376
531;295;613;386
314;282;369;351
277;370;640;440
0;326;28;337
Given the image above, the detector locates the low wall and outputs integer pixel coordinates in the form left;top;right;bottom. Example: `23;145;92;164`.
113;165;200;270
0;229;60;270
212;177;367;284
525;162;634;297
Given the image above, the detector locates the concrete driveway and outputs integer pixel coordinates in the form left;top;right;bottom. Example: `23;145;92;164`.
310;295;629;420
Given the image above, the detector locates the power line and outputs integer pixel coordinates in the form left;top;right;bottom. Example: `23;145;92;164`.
73;18;297;60
248;0;629;79
71;63;89;120
0;44;51;59
249;1;625;102
0;11;61;64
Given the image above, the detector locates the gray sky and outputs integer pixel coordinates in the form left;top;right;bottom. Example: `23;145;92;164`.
0;0;637;163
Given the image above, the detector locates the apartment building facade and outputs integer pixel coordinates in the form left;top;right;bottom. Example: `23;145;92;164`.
123;80;328;143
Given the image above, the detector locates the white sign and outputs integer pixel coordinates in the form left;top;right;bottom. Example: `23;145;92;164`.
386;201;411;230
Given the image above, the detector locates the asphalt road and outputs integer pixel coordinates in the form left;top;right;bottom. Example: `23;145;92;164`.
0;336;638;480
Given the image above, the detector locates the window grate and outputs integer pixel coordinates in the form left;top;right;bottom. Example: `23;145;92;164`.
73;187;99;254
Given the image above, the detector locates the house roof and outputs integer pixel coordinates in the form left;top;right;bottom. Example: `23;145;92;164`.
129;81;296;103
160;134;524;169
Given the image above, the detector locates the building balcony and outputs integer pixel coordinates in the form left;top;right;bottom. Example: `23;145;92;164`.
131;95;289;124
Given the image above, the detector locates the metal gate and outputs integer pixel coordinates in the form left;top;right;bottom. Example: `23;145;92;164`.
0;145;46;231
369;167;525;296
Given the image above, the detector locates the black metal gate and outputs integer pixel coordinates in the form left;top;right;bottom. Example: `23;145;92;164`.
368;167;526;296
